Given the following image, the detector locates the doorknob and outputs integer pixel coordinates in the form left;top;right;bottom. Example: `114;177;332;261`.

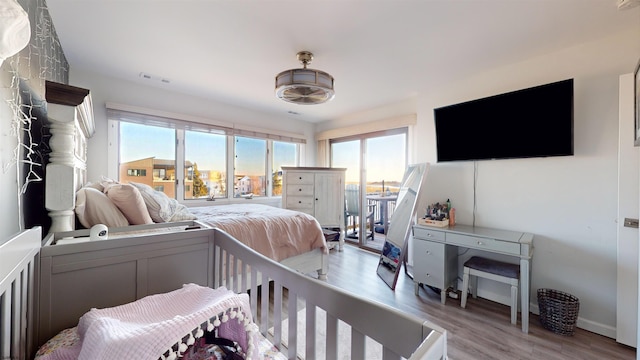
624;218;639;228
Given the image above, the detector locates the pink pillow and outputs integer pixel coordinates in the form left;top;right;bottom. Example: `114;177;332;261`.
102;183;154;225
75;187;129;228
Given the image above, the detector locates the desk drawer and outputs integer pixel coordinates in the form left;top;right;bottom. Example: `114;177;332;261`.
286;184;314;196
447;233;520;255
413;240;446;288
285;172;314;185
413;227;445;241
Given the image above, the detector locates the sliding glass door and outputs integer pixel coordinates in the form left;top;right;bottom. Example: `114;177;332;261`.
331;128;407;251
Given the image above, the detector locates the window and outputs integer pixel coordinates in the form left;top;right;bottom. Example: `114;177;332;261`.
153;168;166;180
272;141;297;196
330;128;407;251
119;122;176;199
234;136;266;197
185;130;227;199
127;169;147;177
109;107;305;202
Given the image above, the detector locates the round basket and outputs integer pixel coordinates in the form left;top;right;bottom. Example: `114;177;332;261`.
537;288;580;336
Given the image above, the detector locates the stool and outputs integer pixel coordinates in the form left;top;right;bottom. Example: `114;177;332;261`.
461;256;520;325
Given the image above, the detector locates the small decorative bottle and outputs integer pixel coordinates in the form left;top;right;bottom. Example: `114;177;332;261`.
449;208;456;226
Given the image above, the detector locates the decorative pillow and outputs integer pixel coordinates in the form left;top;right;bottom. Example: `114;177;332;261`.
75;187;129;228
129;182;197;223
102;183;154;225
83;181;104;192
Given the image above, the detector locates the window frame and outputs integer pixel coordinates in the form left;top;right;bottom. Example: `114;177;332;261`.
107;110;304;204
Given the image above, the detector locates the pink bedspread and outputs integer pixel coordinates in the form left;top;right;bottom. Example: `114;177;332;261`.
190;204;327;261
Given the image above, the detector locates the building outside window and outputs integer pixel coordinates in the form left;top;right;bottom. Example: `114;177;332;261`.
112;109;303;201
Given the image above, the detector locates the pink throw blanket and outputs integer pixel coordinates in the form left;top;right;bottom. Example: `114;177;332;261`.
74;284;257;360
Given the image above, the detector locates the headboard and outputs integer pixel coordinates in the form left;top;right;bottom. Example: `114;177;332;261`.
44;81;94;234
0;227;41;360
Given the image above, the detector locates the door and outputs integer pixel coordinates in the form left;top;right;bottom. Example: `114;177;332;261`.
616;73;638;348
330;129;407;251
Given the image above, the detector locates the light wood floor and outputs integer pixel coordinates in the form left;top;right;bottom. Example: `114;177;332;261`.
324;245;636;360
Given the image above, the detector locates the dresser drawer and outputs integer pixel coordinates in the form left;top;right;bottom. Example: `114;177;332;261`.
446;233;520;255
286;184;314;196
285;196;314;210
285;172;314;185
413;227;446;242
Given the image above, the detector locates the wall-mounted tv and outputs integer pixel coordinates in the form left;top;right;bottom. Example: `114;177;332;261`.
434;79;574;162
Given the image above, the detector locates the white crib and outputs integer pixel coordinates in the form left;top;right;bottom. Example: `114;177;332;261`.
1;226;447;360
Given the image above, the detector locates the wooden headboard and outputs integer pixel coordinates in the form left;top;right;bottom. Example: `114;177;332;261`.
44;81;94;234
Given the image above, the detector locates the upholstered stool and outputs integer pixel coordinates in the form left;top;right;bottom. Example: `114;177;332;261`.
461;256;520;325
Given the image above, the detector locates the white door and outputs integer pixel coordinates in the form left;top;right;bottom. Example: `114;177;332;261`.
616;73;638;348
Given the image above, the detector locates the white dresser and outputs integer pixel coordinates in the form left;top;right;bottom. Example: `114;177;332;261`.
282;167;346;251
412;223;534;333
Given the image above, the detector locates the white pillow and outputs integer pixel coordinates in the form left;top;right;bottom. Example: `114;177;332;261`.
130;182;196;223
102;183;154;225
75;187;129;228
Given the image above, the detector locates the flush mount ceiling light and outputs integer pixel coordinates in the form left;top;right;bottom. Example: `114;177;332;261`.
275;51;335;105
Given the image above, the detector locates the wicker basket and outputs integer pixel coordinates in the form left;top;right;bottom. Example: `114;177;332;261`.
537;288;580;336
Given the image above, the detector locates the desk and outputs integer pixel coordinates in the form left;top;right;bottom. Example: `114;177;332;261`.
366;194;397;234
412;224;534;333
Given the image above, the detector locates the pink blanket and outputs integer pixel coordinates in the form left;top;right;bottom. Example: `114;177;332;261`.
75;284;257;360
190;203;328;261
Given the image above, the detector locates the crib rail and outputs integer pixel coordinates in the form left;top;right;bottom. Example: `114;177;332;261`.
212;228;447;360
0;227;41;360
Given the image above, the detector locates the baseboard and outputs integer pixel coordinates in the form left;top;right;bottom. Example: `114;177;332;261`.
477;289;617;339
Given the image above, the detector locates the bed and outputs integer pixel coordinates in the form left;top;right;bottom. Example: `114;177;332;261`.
42;81;330;280
2;226;448;360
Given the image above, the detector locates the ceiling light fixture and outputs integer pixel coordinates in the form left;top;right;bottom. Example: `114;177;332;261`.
275;51;335;105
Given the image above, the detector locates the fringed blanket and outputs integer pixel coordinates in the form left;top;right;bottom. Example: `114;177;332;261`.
41;284;258;360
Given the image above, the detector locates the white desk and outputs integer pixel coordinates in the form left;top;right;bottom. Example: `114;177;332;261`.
412;224;534;333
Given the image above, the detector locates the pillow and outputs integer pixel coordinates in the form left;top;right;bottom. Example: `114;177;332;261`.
75;187;129;228
130;182;197;223
83;181;104;192
102;183;154;225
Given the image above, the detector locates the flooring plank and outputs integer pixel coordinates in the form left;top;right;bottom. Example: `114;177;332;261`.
323;245;636;360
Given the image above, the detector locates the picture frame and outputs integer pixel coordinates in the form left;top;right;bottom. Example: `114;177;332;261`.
634;58;640;146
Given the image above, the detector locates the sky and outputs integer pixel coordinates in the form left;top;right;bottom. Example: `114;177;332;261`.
121;122;296;175
332;133;406;184
120;122;405;180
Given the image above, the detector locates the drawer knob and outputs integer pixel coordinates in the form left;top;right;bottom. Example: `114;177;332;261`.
298;201;302;203
298;188;302;191
426;273;431;277
427;234;433;237
426;251;431;255
477;241;484;245
299;176;302;180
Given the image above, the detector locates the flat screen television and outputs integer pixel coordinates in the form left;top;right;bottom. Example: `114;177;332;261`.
434;79;574;162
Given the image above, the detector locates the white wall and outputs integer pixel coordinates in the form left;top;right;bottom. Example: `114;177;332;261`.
68;69;318;183
413;28;638;337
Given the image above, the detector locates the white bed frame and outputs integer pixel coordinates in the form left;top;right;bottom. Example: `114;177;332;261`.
42;81;328;279
1;225;447;360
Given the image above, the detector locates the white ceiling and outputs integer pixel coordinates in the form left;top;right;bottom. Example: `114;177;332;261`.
46;0;639;123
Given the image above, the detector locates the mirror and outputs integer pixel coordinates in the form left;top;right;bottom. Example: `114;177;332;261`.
376;163;429;289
